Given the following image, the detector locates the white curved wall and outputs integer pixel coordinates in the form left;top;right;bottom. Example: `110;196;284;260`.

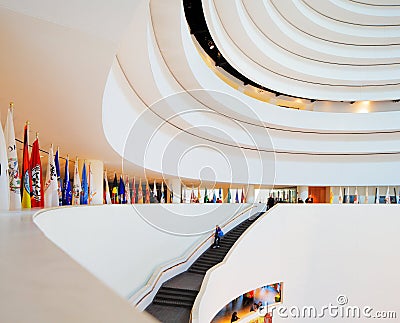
192;204;400;322
33;204;254;298
103;60;400;186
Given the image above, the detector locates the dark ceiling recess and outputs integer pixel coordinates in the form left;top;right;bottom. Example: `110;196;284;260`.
183;0;312;101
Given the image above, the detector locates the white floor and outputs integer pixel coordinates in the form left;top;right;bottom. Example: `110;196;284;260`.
0;210;156;323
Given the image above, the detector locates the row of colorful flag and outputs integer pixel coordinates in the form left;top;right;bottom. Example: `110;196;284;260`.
334;186;400;204
102;179;247;205
186;187;246;203
0;101;247;210
104;175;166;204
0;104;98;211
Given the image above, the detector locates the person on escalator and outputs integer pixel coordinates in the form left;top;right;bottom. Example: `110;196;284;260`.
267;195;275;210
231;312;240;322
213;225;222;248
305;194;314;203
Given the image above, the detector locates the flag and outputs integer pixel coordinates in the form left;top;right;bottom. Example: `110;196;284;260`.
81;162;88;204
0;115;9;211
152;180;157;201
132;177;136;204
329;187;334;204
44;145;59;208
219;187;222;200
30;135;44;208
63;156;72;205
104;170;111;204
385;186;390;204
145;179;150;204
227;188;231;203
183;186;186;203
212;190;216;203
20;123;32;208
197;186;201;202
190;186;195;203
125;175;131;204
5;103;20;210
161;182;165;203
364;186;369;204
88;164;96;204
241;188;245;203
338;186;343;204
235;189;239;203
354;187;359;204
118;175;125;204
345;187;350;204
111;173;118;204
398;187;400;204
103;176;106;204
204;187;208;203
72;158;81;205
54;148;62;206
137;178;143;204
375;187;380;204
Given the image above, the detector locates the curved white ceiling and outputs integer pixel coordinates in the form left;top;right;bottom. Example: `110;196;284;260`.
2;0;400;184
107;0;400;185
203;0;400;100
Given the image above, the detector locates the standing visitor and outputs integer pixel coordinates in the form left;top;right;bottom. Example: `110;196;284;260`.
213;225;222;248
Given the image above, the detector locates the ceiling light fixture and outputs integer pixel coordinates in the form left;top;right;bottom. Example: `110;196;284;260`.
207;40;214;49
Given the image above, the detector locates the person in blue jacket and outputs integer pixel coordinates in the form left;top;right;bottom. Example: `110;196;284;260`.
213;225;222;248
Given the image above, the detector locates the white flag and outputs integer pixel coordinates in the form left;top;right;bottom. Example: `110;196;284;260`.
72;159;81;205
161;182;165;203
375;187;380;204
104;170;111;204
125;175;131;204
88;164;96;204
398;187;400;204
44;145;59;208
385;186;390;204
338;186;343;204
153;180;157;202
5;105;21;210
364;186;369;204
0;116;10;211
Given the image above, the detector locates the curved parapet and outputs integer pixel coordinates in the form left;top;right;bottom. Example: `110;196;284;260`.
33;204;258;302
192;204;400;322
